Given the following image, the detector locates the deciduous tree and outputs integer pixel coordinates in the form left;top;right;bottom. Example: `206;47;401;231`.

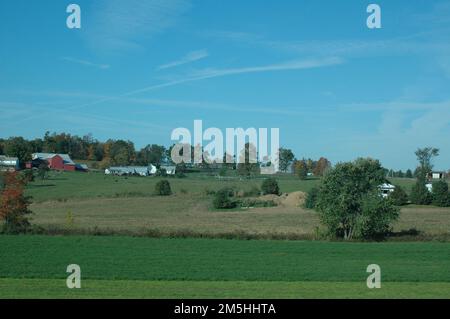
0;172;32;233
313;157;331;176
278;148;295;173
315;158;398;240
415;147;439;179
294;159;308;180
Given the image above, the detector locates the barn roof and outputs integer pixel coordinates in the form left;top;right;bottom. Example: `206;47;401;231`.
32;153;75;165
379;183;395;190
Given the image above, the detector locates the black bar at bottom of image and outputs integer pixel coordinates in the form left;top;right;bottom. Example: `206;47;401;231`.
0;299;448;318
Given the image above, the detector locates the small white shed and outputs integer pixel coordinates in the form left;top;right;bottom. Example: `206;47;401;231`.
379;183;396;198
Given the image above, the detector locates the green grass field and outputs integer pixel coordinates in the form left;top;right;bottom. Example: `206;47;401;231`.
23;171;450;239
1;235;449;298
1;171;446;298
25;171;322;203
25;171;421;203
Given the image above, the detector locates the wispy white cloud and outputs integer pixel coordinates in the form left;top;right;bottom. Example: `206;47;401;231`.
193;57;342;77
332;99;450;170
8;56;343;126
85;0;191;53
126;57;344;96
61;57;110;69
157;50;209;70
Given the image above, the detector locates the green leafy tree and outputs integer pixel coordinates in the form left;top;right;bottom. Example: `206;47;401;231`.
4;137;32;165
358;192;400;239
37;162;50;181
315;158;398;240
389;185;409;206
410;178;432;205
278;148;295;173
432;181;450;207
294;159;308;180
261;178;280;195
405;169;413;178
415;147;439;179
136;144;166;166
304;187;319;209
109;140;135;166
237;143;260;177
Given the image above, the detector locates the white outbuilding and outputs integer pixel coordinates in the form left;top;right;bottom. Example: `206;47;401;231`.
379;183;396;198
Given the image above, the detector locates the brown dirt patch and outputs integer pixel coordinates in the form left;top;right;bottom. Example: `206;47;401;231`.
257;191;306;207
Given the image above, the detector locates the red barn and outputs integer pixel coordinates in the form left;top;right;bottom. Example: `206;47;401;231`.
32;153;77;171
48;155;64;170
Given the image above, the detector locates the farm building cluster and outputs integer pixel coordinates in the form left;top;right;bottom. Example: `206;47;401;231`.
0;153;87;172
104;165;176;176
379;175;444;196
0;151;177;177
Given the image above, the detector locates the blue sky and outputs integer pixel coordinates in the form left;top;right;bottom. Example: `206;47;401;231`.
1;0;450;170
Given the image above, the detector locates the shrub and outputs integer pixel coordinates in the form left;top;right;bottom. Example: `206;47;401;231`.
389;185;409;206
243;186;260;197
204;188;216;196
155;180;172;196
432;181;450;207
155;169;167;177
358;192;400;240
261;178;280;195
304;187;319;209
410;179;432;205
175;171;186;178
213;188;237;209
20;170;34;183
238;198;276;208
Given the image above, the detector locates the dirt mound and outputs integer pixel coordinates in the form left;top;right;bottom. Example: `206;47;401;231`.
257;191;306;207
283;191;307;207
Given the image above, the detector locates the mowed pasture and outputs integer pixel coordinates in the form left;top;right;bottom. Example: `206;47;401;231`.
25;171;321;202
25;172;450;238
0;235;449;298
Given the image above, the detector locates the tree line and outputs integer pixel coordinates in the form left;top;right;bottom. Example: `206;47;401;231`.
0;133;333;175
0;132;168;169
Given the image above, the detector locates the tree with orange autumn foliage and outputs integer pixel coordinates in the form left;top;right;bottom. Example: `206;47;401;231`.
0;172;32;233
313;157;332;176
